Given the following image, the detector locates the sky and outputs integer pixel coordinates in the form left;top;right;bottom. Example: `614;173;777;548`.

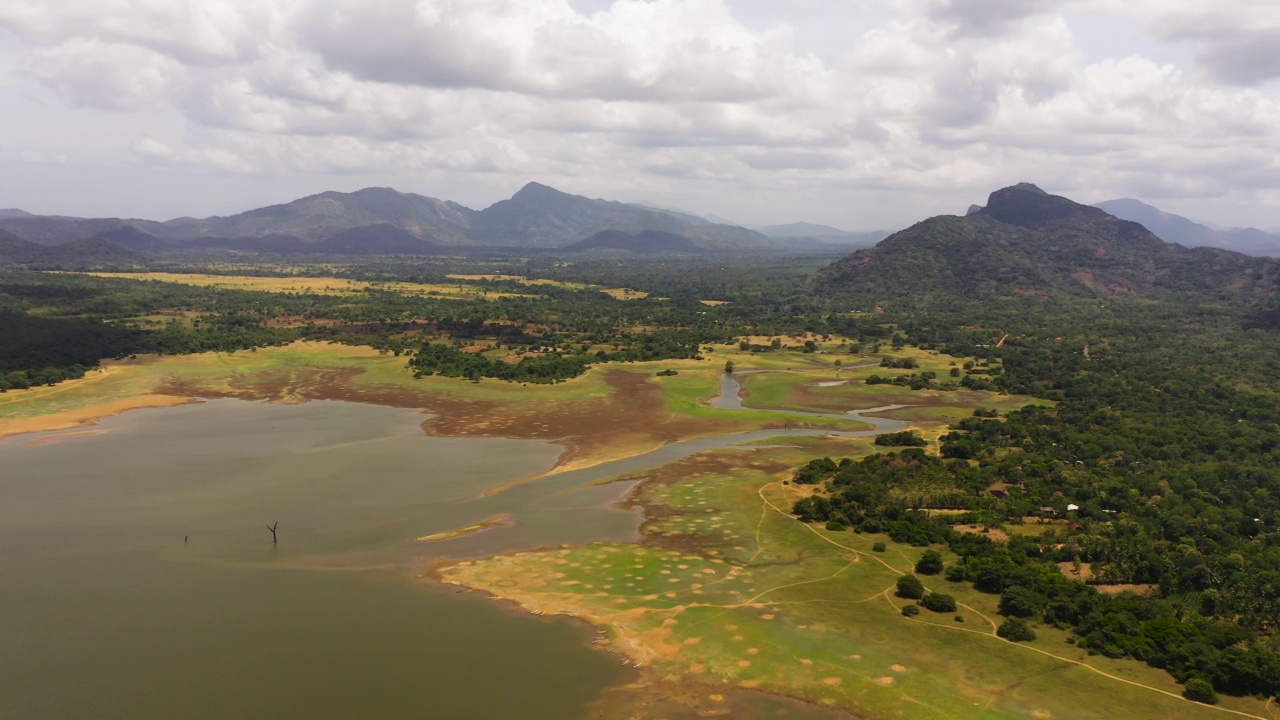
1;0;1278;232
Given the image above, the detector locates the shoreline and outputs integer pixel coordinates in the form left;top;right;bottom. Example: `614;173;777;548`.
0;394;200;443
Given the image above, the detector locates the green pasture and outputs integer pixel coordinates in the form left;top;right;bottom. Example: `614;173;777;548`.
446;443;1269;720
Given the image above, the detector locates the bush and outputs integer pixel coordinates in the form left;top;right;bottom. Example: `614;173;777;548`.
996;618;1036;642
825;520;846;531
915;550;944;575
874;431;927;447
872;541;887;552
944;565;966;582
896;574;925;599
921;593;957;613
901;604;920;617
1182;677;1218;705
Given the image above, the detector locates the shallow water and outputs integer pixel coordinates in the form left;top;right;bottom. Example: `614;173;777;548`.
0;387;883;720
0;400;627;720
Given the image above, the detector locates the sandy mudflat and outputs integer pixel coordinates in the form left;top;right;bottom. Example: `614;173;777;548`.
0;395;197;441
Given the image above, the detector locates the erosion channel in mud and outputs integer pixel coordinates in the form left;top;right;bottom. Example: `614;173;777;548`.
0;371;899;720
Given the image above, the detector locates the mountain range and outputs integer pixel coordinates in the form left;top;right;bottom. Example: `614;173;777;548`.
1092;199;1280;256
754;222;890;249
0;183;771;254
811;183;1280;302
0;229;141;268
4;181;1276;259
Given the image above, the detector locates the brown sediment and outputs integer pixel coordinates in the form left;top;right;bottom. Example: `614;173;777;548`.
155;366;755;481
22;427;118;447
583;672;861;720
433;447;869;719
416;514;513;542
0;395;198;441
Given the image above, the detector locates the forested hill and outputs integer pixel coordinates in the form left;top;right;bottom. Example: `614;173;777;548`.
0;183;770;251
809;183;1280;302
0;230;140;269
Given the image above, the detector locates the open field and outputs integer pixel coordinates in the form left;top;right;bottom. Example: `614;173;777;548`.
445;273;650;299
441;442;1272;720
74;272;528;299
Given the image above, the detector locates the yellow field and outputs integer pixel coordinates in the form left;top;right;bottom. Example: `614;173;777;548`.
75;272;526;299
447;274;649;300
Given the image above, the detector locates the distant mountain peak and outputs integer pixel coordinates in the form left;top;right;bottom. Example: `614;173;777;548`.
510;181;568;201
1094;198;1280;256
978;183;1092;229
809;183;1213;300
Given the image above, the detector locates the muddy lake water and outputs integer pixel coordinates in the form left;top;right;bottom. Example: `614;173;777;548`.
0;396;856;719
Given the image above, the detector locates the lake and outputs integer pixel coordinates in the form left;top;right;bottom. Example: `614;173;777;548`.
0;398;850;719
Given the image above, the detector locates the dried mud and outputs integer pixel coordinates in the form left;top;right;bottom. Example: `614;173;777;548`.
157;367;753;475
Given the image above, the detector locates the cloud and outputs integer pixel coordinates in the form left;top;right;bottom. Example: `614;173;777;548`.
295;0;826;103
928;0;1068;38
0;0;1277;229
29;39;189;111
1150;4;1280;86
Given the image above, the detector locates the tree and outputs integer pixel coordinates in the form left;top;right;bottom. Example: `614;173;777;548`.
915;550;944;575
724;360;735;373
921;593;957;613
896;574;925;599
999;587;1041;618
996;618;1036;642
901;604;921;617
875;431;928;447
1183;677;1218;705
872;541;887;552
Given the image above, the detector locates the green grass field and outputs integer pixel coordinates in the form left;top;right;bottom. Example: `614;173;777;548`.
443;441;1271;719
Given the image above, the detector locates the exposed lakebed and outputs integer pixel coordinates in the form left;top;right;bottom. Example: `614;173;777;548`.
0;373;889;719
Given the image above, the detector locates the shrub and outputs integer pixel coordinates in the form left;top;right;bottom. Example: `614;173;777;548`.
901;604;920;617
1183;677;1218;705
896;574;925;599
921;593;957;613
874;431;927;447
944;565;966;582
825;520;846;531
872;541;887;552
915;550;944;575
996;618;1036;642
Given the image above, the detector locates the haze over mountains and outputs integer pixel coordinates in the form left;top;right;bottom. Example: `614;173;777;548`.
754;222;890;248
1092;199;1280;256
812;183;1280;302
3;180;1277;261
0;183;775;254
